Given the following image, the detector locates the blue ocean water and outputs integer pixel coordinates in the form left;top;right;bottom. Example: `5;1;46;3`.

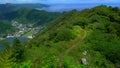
40;3;120;12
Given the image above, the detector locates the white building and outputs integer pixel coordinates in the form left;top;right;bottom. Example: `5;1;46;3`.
27;36;33;39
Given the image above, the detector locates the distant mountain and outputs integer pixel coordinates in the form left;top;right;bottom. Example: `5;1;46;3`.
15;3;49;9
0;3;61;25
0;3;49;13
0;3;19;13
0;8;61;25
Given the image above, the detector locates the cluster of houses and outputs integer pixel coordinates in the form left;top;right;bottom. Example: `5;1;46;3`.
0;21;42;41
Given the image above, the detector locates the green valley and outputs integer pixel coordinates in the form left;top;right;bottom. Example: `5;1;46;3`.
0;4;61;39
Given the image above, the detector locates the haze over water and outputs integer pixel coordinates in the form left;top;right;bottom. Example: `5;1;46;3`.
40;3;120;12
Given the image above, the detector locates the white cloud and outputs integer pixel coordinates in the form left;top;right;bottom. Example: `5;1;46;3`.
0;0;34;3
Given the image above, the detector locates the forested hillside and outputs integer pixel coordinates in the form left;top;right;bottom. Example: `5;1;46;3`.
0;5;120;68
0;4;60;25
0;21;18;36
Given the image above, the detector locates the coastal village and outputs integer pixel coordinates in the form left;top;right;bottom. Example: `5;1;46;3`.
0;21;43;40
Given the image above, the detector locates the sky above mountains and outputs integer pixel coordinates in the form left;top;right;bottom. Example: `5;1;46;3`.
0;0;120;4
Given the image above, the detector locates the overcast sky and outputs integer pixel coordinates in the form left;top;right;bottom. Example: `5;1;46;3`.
0;0;120;4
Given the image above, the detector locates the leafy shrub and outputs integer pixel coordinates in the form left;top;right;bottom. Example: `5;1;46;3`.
55;28;75;42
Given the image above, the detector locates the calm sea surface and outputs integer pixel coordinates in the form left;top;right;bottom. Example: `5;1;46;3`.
40;3;120;12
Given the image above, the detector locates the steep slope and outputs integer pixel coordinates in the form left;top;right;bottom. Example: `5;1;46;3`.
0;5;120;68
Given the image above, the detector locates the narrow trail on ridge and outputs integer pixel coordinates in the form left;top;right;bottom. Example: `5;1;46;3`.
65;30;87;54
58;30;87;67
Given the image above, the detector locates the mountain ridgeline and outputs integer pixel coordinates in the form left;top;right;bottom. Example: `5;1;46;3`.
0;5;120;68
0;3;60;25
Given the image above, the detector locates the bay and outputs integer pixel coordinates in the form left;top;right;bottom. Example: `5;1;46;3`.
5;37;29;43
0;37;29;50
